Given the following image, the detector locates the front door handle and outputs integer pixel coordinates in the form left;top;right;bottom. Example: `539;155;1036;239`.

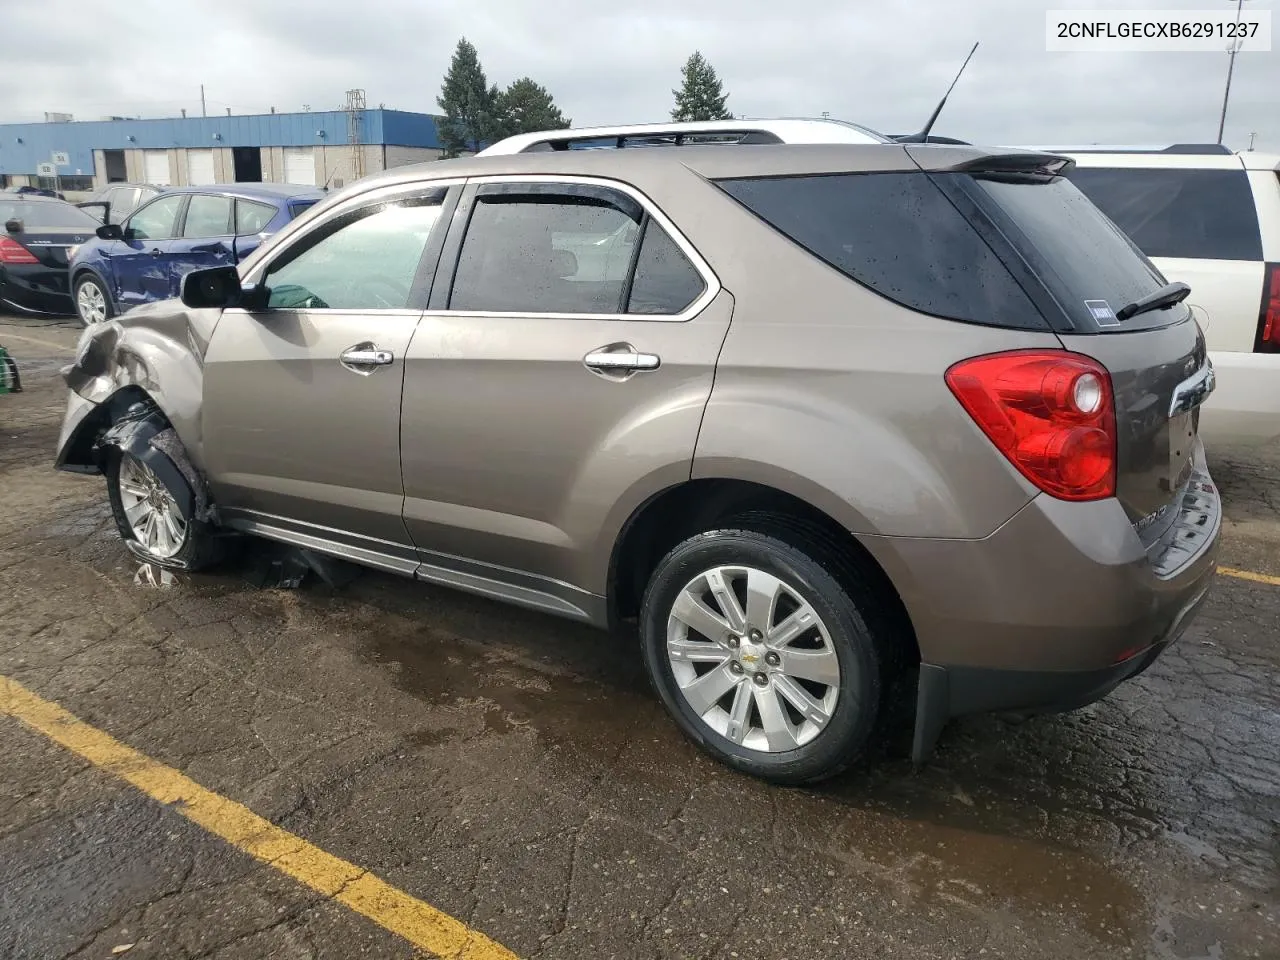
149;247;163;256
584;348;661;372
340;343;394;374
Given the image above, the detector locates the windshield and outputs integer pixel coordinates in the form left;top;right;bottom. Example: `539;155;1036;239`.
963;173;1185;333
0;200;102;229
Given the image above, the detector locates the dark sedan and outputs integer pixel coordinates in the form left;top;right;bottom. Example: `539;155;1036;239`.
0;196;101;316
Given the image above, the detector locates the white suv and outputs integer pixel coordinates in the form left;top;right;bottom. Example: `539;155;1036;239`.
1042;144;1280;446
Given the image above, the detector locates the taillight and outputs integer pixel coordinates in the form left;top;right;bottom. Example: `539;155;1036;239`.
1259;263;1280;350
946;350;1117;501
0;237;39;265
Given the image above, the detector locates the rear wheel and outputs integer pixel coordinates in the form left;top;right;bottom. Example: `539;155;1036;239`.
106;449;223;571
74;275;113;326
639;525;885;784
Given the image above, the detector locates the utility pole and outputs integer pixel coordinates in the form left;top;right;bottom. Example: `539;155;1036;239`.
1248;131;1257;151
200;84;207;118
1216;0;1251;145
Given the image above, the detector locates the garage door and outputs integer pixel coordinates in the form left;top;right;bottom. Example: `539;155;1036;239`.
143;150;171;186
187;149;216;185
283;148;315;185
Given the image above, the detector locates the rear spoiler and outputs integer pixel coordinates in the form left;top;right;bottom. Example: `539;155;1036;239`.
947;152;1075;177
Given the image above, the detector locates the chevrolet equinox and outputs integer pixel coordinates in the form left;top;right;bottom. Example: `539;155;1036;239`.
56;140;1221;783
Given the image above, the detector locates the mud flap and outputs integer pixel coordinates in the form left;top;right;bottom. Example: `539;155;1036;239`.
911;664;951;768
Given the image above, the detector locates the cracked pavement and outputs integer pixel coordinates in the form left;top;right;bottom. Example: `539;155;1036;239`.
1;316;1278;959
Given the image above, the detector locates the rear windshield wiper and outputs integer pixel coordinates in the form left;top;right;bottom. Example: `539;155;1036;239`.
1116;281;1191;322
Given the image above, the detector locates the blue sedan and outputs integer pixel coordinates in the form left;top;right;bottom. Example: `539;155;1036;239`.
68;183;325;325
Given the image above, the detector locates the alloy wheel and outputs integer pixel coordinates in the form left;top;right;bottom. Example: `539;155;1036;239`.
118;454;187;559
666;565;841;752
77;281;107;325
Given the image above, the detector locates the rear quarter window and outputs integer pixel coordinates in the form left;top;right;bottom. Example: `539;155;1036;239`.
1064;166;1262;262
714;172;1046;330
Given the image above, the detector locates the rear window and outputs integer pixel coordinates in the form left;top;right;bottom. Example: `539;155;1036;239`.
969;174;1178;331
715;172;1045;329
1064;167;1261;262
288;199;319;220
0;200;101;229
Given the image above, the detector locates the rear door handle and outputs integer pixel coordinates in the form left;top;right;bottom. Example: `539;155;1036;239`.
584;349;661;372
149;248;163;256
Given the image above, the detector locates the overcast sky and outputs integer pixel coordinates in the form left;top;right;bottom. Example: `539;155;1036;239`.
4;0;1277;150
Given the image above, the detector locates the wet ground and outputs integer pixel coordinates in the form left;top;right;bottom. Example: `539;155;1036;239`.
1;315;1277;960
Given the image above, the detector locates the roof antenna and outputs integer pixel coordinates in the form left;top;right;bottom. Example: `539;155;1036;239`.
895;41;979;144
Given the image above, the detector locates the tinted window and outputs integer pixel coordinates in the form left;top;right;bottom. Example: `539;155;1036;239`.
236;199;276;235
717;173;1043;328
183;194;233;238
1065;167;1262;262
288;199;319;220
127;195;184;240
626;221;705;314
450;192;641;313
264;201;442;310
0;200;101;229
970;175;1175;331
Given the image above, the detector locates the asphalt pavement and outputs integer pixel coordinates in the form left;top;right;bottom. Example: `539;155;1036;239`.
1;315;1277;960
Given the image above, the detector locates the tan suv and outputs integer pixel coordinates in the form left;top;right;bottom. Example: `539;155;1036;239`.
56;139;1221;783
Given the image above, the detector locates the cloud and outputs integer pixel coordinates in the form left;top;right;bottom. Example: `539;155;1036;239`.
4;0;1276;150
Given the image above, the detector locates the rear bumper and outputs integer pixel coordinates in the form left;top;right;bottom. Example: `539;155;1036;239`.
860;444;1221;763
1197;350;1280;446
0;266;74;316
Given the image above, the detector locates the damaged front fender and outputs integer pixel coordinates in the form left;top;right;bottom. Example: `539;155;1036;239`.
55;299;222;476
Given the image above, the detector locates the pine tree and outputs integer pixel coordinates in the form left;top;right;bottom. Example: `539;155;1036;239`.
670;51;733;122
437;38;500;156
496;77;571;136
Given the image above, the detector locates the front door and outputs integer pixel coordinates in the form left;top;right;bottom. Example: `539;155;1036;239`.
114;193;186;309
201;190;451;568
399;179;730;606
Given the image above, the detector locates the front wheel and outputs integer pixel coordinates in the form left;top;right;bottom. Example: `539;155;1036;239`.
106;449;223;571
74;275;113;326
639;526;886;785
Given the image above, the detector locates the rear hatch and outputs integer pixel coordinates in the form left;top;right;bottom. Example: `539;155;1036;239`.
926;151;1212;545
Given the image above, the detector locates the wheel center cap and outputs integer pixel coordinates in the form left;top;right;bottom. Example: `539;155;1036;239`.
737;638;769;674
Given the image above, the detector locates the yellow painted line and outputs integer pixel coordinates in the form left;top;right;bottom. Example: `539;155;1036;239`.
0;330;75;353
0;675;518;960
1219;566;1280;587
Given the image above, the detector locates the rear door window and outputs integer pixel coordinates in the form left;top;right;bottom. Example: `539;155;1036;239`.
716;172;1045;329
1064;167;1262;262
626;220;706;314
449;185;644;314
182;194;233;238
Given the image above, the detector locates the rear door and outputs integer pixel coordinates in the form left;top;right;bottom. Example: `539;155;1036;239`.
114;193;185;308
398;178;730;607
168;193;235;296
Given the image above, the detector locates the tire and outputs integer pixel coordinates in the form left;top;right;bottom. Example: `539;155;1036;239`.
639;524;886;785
74;274;113;327
105;447;224;572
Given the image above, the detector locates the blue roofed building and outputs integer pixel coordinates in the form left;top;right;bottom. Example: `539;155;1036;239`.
0;108;447;196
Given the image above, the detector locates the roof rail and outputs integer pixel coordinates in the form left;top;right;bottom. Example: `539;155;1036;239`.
477;118;888;156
